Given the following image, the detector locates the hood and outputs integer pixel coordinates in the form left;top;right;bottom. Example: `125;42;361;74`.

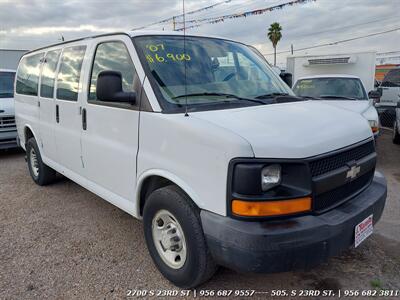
316;100;371;114
0;97;15;116
192;101;372;158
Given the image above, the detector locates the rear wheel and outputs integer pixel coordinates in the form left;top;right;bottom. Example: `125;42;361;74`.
393;121;400;144
26;137;57;185
143;185;217;288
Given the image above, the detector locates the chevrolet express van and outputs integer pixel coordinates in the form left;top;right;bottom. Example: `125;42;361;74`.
292;75;380;137
15;31;387;288
0;69;18;149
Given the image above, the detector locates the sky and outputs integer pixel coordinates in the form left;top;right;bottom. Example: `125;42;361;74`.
0;0;399;66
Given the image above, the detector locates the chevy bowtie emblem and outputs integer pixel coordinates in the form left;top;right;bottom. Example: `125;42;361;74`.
346;165;361;180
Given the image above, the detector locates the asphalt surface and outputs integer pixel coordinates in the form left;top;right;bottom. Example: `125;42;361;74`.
0;130;399;299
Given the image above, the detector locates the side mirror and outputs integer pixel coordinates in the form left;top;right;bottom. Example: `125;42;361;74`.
280;72;293;88
96;70;136;104
368;90;381;100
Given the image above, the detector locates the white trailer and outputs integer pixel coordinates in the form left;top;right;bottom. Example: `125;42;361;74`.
286;51;376;92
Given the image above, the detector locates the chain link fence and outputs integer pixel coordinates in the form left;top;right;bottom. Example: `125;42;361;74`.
376;107;396;130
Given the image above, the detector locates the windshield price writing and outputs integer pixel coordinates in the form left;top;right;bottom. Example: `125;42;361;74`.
145;43;191;64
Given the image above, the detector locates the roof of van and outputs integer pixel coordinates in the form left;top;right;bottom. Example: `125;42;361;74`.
0;68;16;73
296;74;361;80
23;30;225;56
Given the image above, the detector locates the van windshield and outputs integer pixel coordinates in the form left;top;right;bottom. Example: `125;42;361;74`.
381;69;400;87
293;77;367;100
134;35;293;112
0;72;15;98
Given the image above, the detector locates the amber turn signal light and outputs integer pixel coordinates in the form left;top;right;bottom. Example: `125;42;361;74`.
371;126;379;133
232;197;312;217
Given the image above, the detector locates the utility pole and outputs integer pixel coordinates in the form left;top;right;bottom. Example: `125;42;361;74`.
291;44;293;55
173;16;176;31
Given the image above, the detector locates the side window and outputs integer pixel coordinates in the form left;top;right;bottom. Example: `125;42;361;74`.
89;41;136;101
40;50;61;98
16;53;44;96
56;46;86;101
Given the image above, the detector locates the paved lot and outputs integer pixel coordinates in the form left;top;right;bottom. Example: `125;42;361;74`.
0;131;399;299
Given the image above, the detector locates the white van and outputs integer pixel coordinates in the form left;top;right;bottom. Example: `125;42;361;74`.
15;31;387;288
0;69;18;149
292;74;380;137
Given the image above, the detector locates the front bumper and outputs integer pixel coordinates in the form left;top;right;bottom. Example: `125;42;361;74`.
201;172;387;273
0;129;18;149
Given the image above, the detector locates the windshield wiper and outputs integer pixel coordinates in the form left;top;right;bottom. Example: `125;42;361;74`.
172;92;266;105
319;95;357;100
254;92;289;99
301;96;318;99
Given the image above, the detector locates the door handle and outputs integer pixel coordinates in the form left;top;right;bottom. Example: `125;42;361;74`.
82;108;87;130
56;104;59;123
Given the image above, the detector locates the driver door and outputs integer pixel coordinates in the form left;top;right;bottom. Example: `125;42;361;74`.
81;36;141;208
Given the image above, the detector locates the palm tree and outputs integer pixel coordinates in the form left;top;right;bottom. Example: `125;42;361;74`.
267;22;282;66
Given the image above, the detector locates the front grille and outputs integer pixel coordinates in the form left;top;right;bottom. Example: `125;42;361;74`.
314;170;374;212
310;140;376;213
0;116;16;129
309;141;375;177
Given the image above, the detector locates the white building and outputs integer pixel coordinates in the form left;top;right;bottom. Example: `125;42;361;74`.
0;49;28;70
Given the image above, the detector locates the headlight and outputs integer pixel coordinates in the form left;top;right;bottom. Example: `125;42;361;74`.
261;164;281;191
368;120;379;133
368;120;378;127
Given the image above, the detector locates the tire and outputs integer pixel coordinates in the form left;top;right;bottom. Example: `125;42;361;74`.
26;137;57;185
393;121;400;144
143;185;217;288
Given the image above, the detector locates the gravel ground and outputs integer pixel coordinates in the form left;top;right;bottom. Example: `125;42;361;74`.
0;131;399;299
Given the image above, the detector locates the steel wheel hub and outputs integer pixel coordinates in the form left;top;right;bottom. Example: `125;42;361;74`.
152;209;187;269
29;148;39;178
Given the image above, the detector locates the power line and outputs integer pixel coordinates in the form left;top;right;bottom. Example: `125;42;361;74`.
177;0;276;23
262;27;400;56
176;0;316;30
291;14;400;39
131;0;232;30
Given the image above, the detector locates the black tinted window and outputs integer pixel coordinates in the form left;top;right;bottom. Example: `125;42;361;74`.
16;53;43;96
57;46;86;101
40;50;61;98
89;42;136;101
0;72;15;98
382;69;400;87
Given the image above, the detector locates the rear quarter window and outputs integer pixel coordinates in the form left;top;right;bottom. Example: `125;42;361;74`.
16;53;44;96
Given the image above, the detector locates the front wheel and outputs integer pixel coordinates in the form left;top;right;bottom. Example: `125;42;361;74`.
26;137;57;185
393;121;400;144
143;185;217;288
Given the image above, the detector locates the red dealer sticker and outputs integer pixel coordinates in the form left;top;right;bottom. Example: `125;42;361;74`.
355;214;373;248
